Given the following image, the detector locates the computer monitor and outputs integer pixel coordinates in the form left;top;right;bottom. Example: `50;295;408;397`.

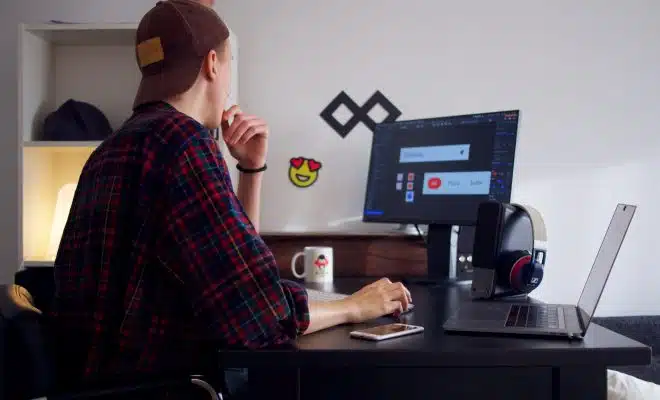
363;110;520;283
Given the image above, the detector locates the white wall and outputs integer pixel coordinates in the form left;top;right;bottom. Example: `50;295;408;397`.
1;0;659;316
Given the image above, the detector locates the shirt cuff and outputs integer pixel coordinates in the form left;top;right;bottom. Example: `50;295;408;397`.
280;279;311;336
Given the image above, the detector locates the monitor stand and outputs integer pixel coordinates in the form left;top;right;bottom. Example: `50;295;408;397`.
402;223;461;287
393;223;418;236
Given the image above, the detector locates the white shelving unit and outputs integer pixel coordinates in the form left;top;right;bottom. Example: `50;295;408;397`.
18;22;239;265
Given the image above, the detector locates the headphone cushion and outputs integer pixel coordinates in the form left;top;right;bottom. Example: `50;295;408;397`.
497;250;532;291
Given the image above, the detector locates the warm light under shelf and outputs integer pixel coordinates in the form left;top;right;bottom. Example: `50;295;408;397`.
47;183;77;261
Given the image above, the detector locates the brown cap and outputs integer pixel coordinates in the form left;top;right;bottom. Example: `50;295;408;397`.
133;0;230;109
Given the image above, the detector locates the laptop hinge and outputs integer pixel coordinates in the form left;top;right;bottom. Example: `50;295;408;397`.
575;307;586;336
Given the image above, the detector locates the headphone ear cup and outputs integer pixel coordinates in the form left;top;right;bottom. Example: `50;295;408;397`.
497;250;533;292
527;261;544;290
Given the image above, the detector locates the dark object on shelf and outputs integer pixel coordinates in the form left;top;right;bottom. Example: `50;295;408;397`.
41;99;113;141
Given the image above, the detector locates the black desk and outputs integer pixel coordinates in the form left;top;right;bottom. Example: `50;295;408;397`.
220;278;651;400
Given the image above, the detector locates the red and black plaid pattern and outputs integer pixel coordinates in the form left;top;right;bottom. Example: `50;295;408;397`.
49;102;310;383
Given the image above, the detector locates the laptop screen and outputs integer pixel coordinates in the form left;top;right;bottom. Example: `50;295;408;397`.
577;204;636;329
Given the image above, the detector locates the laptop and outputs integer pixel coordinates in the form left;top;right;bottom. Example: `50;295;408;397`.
442;203;636;339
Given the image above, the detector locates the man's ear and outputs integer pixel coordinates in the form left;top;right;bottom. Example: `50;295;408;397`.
201;50;218;81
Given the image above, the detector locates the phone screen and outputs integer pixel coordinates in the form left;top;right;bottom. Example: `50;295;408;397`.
357;323;419;336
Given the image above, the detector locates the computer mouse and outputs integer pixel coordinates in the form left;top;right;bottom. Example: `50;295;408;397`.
392;303;415;317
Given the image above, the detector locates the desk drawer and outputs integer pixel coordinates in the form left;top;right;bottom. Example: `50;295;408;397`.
300;367;552;400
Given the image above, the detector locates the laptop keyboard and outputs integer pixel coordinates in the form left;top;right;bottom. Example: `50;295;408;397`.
505;304;559;329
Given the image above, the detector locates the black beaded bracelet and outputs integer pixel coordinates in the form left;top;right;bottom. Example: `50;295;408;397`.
237;163;267;173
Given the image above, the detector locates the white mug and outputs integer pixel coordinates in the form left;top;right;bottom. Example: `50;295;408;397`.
291;246;334;283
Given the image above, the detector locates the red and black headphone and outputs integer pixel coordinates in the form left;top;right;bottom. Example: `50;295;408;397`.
472;201;548;298
496;204;547;295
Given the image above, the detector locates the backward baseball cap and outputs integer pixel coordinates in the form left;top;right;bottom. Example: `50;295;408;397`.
133;0;230;110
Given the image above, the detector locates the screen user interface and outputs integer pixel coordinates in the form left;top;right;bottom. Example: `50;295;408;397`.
363;110;519;225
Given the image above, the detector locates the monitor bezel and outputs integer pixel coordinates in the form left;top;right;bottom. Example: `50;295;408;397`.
361;109;521;226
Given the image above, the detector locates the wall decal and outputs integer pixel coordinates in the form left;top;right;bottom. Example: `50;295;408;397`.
289;157;322;188
320;90;402;138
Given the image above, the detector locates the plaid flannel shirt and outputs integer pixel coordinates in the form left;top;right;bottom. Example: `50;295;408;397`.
49;101;310;382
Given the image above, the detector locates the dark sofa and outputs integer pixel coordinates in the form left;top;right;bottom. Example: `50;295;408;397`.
593;316;660;384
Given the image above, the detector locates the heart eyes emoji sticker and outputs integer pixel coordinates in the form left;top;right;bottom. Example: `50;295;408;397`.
290;157;304;169
307;160;321;171
289;157;322;188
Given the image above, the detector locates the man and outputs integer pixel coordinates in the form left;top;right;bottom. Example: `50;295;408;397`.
49;0;411;396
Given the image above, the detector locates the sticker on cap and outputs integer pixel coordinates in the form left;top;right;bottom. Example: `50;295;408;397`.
137;37;165;67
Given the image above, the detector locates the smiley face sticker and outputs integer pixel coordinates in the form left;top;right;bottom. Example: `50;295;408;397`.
289;157;322;188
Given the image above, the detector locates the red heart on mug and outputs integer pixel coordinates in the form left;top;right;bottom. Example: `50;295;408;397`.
290;157;304;168
308;159;322;171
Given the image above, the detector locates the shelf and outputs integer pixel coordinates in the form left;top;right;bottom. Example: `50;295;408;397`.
24;141;101;155
22;260;54;268
22;23;137;46
22;147;94;261
24;140;101;147
19;24;140;143
18;21;239;264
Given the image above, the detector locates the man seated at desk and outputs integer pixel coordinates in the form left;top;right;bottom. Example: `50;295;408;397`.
47;0;412;398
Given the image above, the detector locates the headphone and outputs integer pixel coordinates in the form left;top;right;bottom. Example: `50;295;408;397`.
494;204;547;296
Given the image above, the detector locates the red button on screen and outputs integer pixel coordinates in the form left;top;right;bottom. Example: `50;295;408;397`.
428;177;442;189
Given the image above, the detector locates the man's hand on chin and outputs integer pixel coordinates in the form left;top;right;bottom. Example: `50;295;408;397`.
221;105;269;170
220;105;269;230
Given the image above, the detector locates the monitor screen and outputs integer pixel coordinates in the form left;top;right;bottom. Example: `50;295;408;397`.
363;110;520;226
577;204;636;328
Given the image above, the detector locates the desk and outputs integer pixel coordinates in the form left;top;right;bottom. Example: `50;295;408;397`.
220;278;651;400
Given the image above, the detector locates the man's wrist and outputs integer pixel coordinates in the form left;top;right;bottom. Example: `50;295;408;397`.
237;162;267;173
338;298;358;324
238;160;264;169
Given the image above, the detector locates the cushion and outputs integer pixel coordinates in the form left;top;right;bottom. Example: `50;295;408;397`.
608;369;660;400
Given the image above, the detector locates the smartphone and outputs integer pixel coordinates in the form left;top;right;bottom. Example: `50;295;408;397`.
350;323;424;341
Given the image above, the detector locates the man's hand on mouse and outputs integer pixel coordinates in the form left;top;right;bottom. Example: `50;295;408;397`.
221;105;269;170
342;278;413;323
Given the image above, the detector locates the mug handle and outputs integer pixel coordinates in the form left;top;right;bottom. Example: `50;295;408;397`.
291;251;306;279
